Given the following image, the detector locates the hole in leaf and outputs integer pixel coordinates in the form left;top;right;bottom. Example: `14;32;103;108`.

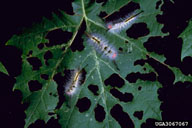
48;112;55;116
46;117;61;128
28;120;45;128
156;0;162;9
88;84;99;96
133;111;143;120
163;37;182;67
138;86;142;91
98;11;108;18
44;50;53;66
134;59;146;66
27;50;33;56
104;73;125;88
110;88;133;102
27;57;42;70
119;47;123;52
125;72;156;83
70;20;86;52
53;72;66;109
110;104;134;128
144;36;165;55
144;36;182;67
126;23;150;39
41;74;49;80
76;97;91;113
45;29;73;47
37;43;44;50
146;57;175;86
94;104;106;122
28;80;42;92
28;117;61;128
181;57;192;75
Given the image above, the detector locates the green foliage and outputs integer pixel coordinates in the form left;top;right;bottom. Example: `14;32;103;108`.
180;20;192;60
4;0;192;128
0;62;8;75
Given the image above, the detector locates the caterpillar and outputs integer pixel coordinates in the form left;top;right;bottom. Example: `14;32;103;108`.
86;32;117;60
106;11;143;33
86;32;120;70
64;69;83;96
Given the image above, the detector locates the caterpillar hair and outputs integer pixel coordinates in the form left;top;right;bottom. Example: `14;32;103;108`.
106;11;143;33
64;69;83;96
86;32;118;60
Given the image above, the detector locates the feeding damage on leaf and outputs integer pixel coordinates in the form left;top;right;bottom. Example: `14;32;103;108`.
27;57;42;70
110;104;134;128
104;73;125;88
110;88;134;103
28;80;42;92
5;0;183;128
76;97;91;113
94;104;106;122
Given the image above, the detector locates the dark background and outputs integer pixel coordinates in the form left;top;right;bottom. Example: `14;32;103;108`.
0;0;192;128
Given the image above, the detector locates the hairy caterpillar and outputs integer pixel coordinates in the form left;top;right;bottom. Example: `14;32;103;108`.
106;11;143;33
86;32;118;60
86;32;119;70
64;69;83;96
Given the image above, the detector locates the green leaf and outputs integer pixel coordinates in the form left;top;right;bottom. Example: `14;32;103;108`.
172;67;192;83
25;81;58;127
0;62;8;75
7;3;83;127
180;20;192;60
7;0;188;128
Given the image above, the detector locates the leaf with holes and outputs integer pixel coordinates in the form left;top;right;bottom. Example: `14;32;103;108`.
6;0;190;128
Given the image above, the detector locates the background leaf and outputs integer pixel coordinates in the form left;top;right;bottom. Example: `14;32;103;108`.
0;62;8;75
180;20;192;60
